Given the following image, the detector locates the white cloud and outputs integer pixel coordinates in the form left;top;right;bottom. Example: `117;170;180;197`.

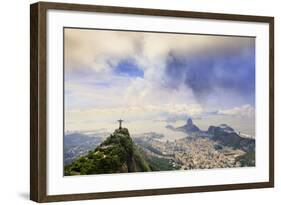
65;28;254;73
64;28;255;131
218;104;255;117
123;77;196;106
65;66;197;111
65;29;141;72
68;103;202;116
65;103;203;130
64;28;254;109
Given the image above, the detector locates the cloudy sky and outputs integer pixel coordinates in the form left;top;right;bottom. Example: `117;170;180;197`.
64;28;255;136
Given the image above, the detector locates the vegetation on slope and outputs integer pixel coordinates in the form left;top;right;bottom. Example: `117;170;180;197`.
235;151;255;167
64;128;151;176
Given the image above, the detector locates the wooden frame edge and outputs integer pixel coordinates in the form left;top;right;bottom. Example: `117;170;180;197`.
30;2;48;202
39;182;273;203
37;1;274;22
269;17;274;188
30;1;274;202
30;2;39;202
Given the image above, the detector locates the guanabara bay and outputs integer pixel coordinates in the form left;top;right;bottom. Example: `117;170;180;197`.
64;28;256;176
64;118;255;176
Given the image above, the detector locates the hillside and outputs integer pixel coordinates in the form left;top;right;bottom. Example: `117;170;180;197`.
64;128;151;175
64;132;104;165
207;125;255;152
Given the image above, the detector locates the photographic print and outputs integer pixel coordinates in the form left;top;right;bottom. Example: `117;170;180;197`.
30;2;274;201
63;28;256;176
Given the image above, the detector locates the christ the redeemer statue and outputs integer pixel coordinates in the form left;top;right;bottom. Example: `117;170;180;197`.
117;119;123;129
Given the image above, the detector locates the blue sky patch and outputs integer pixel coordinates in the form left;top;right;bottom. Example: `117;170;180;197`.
114;59;144;78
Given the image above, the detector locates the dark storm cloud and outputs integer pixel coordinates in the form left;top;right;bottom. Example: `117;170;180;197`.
163;43;255;107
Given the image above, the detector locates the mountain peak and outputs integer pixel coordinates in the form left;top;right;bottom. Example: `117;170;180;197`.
64;128;151;175
218;124;234;132
187;118;193;125
175;118;200;134
113;127;130;136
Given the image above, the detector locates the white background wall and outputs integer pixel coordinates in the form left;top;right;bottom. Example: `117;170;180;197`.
0;0;279;204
